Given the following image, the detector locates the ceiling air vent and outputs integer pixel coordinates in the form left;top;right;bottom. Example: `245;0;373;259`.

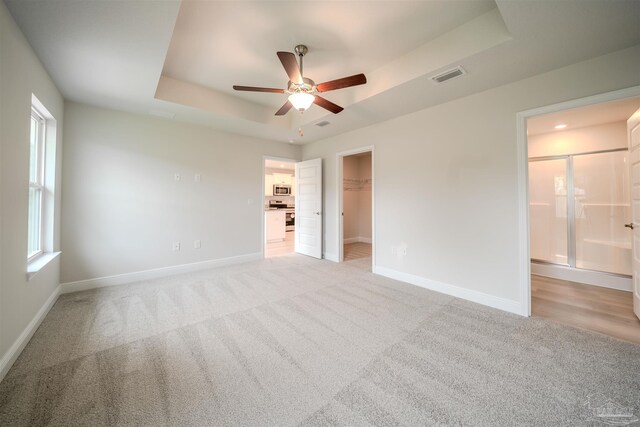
431;66;466;84
316;120;331;127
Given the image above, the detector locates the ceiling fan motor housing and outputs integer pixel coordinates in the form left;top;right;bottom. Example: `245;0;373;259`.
287;77;316;94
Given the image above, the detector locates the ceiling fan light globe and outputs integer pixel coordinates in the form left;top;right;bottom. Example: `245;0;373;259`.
288;92;315;111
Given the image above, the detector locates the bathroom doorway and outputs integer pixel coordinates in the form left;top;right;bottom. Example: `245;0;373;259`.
526;95;640;343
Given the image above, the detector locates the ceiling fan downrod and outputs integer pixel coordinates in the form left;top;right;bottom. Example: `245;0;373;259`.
294;44;308;80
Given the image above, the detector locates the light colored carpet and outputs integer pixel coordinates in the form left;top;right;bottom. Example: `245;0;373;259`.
1;254;639;426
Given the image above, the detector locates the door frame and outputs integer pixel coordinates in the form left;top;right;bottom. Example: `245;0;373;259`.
262;155;298;258
516;85;640;316
336;146;375;269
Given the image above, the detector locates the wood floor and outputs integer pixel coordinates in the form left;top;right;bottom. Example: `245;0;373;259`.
344;242;372;261
265;231;294;258
532;274;640;344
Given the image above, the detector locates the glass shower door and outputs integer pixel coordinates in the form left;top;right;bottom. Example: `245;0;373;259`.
573;151;631;275
529;158;568;265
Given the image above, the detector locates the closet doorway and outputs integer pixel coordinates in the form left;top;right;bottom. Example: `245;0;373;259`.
337;147;374;269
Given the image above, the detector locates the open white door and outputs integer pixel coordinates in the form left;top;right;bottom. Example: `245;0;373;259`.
295;158;322;258
628;108;640;320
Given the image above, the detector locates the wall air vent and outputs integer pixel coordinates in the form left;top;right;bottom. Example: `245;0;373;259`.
315;120;331;127
431;66;466;84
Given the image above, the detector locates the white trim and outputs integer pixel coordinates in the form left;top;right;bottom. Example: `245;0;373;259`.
336;146;375;271
0;284;61;382
531;263;632;292
343;236;372;244
323;252;339;262
374;265;523;316
26;251;61;281
516;85;640;317
60;252;262;294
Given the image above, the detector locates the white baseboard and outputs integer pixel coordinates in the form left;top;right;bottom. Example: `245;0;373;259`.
343;237;372;244
60;252;263;294
0;285;61;382
324;252;339;262
373;265;524;316
531;262;632;292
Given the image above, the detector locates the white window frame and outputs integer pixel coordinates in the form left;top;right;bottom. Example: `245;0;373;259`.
28;106;46;261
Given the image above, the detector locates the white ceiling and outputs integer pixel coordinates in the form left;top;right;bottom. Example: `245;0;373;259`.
4;0;640;144
528;97;640;136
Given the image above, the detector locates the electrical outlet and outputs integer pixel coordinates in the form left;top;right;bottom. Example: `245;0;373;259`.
174;173;181;181
173;241;180;251
402;246;407;256
391;246;397;255
194;173;201;182
194;240;201;249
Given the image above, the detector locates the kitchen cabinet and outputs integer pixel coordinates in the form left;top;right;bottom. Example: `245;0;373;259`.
265;210;286;242
272;173;293;185
291;176;296;197
265;174;274;196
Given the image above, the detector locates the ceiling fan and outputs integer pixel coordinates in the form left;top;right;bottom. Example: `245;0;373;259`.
233;45;367;116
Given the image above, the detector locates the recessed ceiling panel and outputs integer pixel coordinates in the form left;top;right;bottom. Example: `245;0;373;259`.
161;0;496;108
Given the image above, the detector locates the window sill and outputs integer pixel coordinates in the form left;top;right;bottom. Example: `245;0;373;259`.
27;251;61;281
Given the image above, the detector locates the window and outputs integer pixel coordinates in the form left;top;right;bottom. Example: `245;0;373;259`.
28;106;46;259
26;95;58;278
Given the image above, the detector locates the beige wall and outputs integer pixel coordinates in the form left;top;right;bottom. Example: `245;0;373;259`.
0;2;64;374
343;153;372;241
302;44;640;305
528;121;627;158
61;102;301;283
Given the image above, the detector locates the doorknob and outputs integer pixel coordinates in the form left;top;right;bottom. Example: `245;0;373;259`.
625;223;634;230
315;212;321;215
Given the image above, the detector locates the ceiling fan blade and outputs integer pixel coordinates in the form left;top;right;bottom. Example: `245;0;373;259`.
233;85;284;93
316;73;367;93
275;100;293;116
277;51;303;85
314;96;344;114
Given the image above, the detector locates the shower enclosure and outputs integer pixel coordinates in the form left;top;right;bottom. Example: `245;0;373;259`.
529;148;631;277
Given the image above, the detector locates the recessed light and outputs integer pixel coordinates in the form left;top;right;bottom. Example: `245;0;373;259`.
554;124;567;130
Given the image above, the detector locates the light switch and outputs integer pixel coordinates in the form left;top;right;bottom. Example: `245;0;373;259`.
174;173;181;181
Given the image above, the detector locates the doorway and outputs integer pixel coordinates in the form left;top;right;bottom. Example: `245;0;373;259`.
338;147;374;269
521;91;640;343
263;157;296;258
